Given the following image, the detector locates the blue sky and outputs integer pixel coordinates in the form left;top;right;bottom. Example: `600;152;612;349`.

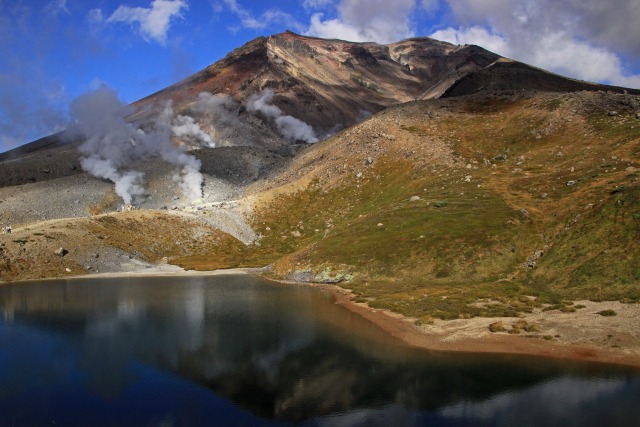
1;0;640;151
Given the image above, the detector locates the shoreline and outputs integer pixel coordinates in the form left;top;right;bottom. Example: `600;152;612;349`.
314;283;640;369
264;276;640;369
3;267;640;369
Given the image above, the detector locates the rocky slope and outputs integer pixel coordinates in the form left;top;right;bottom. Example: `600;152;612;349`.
133;31;639;135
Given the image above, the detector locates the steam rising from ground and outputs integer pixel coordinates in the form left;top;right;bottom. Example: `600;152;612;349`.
70;85;205;204
70;86;317;204
248;89;318;143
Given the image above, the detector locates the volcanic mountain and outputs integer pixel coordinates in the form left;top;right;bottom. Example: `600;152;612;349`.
1;32;640;359
132;30;637;135
3;31;636;188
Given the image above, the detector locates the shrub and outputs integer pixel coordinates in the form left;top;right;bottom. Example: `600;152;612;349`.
597;309;617;316
489;321;506;332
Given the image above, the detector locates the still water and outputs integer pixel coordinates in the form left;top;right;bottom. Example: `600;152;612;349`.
0;274;638;426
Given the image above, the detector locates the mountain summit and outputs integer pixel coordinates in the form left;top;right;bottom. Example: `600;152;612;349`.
132;30;637;136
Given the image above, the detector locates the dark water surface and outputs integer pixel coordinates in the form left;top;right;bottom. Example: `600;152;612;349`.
0;274;638;426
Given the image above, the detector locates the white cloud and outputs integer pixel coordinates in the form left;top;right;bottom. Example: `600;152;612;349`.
87;8;104;24
223;0;301;31
431;26;508;53
45;0;70;16
307;13;370;42
421;0;440;14
440;376;630;426
107;0;188;45
431;0;640;89
303;0;335;9
306;0;416;43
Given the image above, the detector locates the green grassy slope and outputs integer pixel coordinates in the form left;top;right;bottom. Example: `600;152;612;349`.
176;91;640;320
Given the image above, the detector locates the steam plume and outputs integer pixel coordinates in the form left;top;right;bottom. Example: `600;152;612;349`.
191;92;241;145
171;114;214;147
70;85;204;204
247;89;318;143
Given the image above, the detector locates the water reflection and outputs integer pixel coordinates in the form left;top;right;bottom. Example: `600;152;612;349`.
0;274;638;426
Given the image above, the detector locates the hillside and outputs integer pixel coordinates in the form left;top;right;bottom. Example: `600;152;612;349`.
2;32;640;360
173;90;640;319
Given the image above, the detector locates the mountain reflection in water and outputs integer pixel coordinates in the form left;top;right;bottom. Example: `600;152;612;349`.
0;274;638;426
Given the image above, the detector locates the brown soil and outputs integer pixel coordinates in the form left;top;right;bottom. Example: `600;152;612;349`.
319;284;640;368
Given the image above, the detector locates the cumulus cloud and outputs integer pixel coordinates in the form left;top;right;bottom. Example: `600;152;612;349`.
247;89;318;143
306;0;416;43
70;85;204;204
432;0;640;88
107;0;187;45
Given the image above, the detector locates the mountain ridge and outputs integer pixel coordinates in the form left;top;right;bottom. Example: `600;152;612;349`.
4;30;639;164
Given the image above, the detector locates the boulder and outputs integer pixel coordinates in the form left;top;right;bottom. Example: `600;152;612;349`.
54;247;68;257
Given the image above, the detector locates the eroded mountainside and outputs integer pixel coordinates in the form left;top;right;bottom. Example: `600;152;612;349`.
133;31;638;134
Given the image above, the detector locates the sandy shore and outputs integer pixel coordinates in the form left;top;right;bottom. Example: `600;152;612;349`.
4;267;640;369
315;284;640;369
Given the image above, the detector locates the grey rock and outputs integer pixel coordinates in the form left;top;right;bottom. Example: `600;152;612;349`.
54;247;68;257
287;270;314;282
608;111;618;116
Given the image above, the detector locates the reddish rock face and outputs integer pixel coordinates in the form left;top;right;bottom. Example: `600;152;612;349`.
131;31;639;138
130;31;502;135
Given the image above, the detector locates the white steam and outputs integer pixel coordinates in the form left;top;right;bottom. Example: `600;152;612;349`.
247;88;318;143
71;85;204;204
191;92;242;146
171;114;214;148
